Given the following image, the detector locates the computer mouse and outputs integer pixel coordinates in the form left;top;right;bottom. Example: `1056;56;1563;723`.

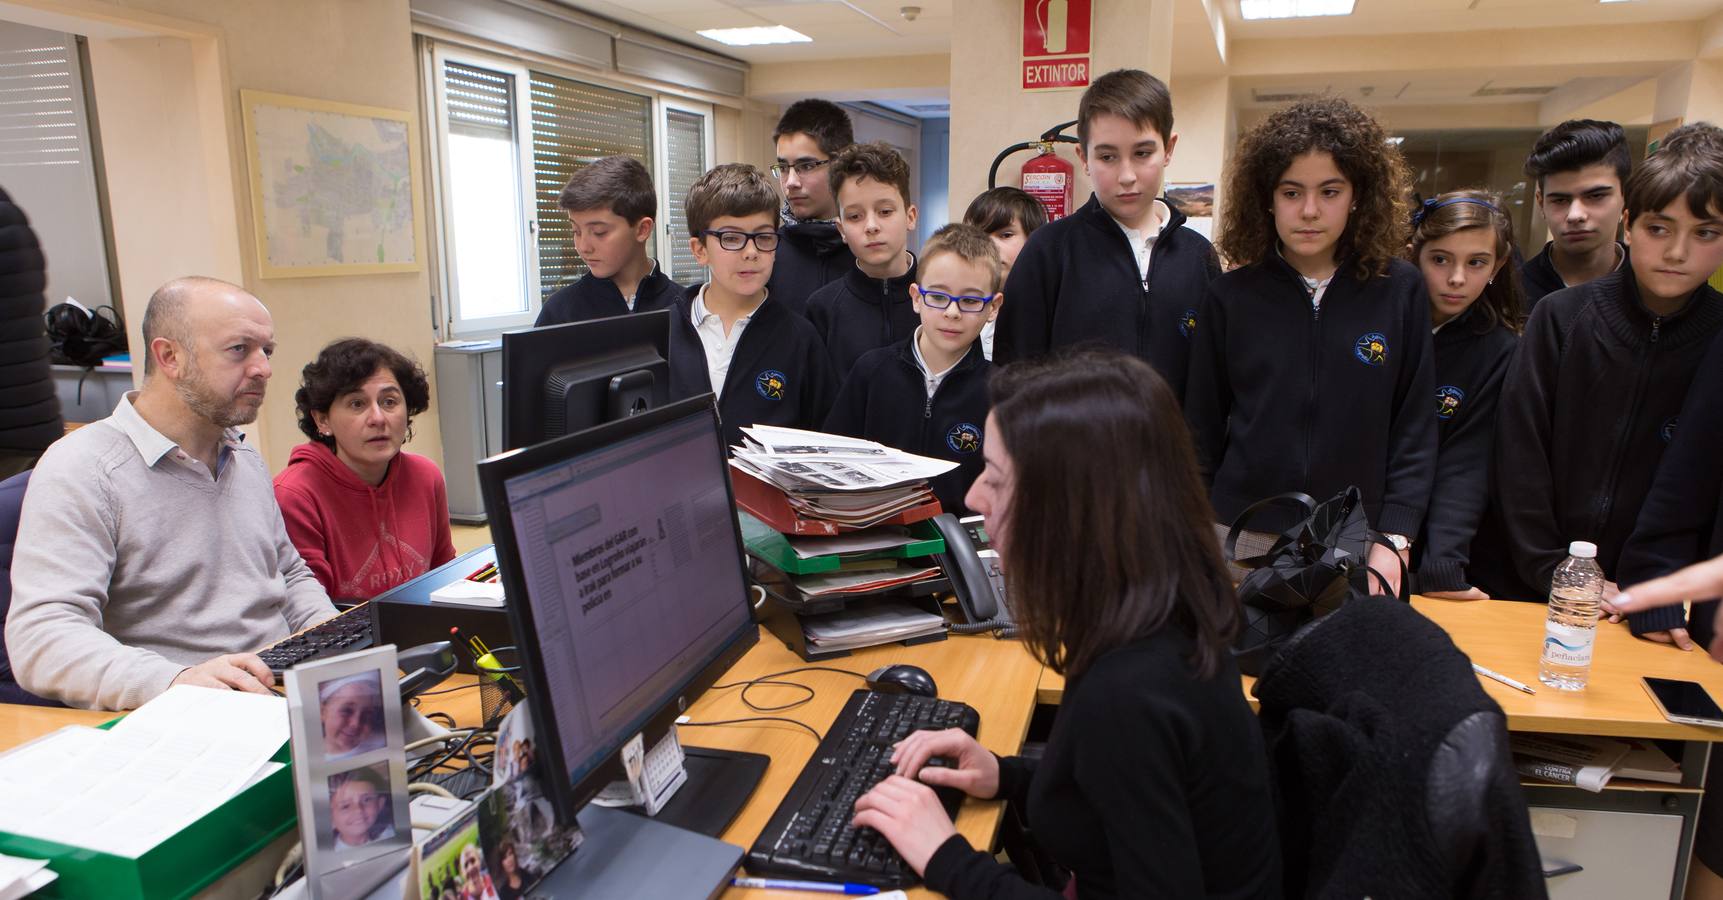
866;664;938;698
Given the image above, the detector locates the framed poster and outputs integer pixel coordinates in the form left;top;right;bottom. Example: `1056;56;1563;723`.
240;89;425;278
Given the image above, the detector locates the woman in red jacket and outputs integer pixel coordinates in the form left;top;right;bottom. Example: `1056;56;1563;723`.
275;339;456;601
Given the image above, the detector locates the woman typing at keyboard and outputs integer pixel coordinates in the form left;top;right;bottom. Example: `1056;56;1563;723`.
851;351;1282;898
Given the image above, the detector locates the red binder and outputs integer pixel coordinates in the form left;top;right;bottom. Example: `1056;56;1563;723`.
729;466;943;536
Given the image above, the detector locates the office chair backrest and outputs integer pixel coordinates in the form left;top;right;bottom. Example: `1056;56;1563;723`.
1252;598;1546;899
0;467;58;706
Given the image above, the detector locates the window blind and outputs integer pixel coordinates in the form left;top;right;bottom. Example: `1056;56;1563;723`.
443;61;513;137
0;40;79;168
664;108;707;282
529;71;651;296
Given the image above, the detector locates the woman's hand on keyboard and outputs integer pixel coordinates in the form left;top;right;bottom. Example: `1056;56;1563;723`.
852;775;957;875
890;728;999;799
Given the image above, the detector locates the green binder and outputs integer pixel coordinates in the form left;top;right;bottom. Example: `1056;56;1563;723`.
739;511;945;575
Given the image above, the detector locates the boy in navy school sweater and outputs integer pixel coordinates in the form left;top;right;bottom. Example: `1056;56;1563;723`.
1471;123;1723;604
766;99;857;319
1619;329;1723;651
806;142;921;381
1517;120;1632;308
995;68;1219;401
667;164;835;450
824;224;1001;515
535;156;683;325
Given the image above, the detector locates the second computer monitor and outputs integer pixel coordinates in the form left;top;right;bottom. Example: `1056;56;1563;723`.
477;396;759;822
500;309;671;451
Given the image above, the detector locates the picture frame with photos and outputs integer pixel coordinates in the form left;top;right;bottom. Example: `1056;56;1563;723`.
284;645;415;899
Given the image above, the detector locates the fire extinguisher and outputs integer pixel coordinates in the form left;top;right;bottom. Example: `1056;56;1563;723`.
1019;142;1075;221
989;121;1081;222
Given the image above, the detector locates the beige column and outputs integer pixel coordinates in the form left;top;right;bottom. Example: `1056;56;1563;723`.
948;0;1176;219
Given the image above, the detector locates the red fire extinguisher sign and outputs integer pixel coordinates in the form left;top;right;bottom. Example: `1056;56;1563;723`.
1021;143;1075;221
1022;0;1091;91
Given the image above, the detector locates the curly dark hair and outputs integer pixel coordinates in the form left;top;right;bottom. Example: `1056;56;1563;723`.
1218;96;1412;280
295;338;431;448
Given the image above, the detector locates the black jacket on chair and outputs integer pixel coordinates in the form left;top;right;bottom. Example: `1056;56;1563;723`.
1254;598;1546;899
0;187;60;454
766;219;854;320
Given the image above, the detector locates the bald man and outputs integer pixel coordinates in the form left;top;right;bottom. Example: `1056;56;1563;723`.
5;277;337;709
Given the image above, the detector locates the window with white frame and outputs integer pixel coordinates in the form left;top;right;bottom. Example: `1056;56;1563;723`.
427;43;716;334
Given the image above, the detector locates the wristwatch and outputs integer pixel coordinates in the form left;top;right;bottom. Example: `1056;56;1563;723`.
1385;533;1411;552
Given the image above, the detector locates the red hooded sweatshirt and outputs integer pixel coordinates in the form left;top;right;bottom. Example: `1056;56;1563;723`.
274;442;458;601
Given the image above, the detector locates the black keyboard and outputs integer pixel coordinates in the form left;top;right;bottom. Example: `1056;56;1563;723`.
258;603;375;676
746;689;981;888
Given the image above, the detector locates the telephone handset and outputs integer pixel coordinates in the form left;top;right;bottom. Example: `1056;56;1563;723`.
929;513;1014;636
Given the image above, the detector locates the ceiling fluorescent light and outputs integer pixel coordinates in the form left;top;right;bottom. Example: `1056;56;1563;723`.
696;26;812;45
1240;0;1355;19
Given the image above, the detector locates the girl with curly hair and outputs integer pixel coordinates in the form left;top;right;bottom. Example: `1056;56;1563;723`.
1405;192;1523;601
1185;96;1436;594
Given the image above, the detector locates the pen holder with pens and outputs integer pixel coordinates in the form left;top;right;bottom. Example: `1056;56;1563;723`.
474;646;524;729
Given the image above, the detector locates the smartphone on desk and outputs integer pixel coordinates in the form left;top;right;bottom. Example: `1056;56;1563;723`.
1643;677;1723;728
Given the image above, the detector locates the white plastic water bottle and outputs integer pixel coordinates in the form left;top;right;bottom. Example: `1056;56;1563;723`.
1539;541;1606;691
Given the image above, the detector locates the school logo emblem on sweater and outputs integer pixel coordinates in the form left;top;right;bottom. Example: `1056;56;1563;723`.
1663;417;1679;443
1354;332;1388;367
946;423;982;454
1179;308;1197;338
755;369;787;401
1436;386;1465;420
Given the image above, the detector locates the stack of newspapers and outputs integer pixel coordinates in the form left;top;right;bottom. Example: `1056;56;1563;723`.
730;426;956;529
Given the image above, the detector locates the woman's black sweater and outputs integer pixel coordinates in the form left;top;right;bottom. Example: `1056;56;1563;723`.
923;630;1281;900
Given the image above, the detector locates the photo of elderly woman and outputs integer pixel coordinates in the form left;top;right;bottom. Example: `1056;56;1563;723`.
328;764;398;852
318;671;387;760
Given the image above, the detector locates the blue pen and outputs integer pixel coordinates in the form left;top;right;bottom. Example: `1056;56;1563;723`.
731;876;880;895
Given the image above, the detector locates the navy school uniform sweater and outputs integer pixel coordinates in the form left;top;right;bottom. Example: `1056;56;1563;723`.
822;337;989;515
534;260;682;326
994;194;1220;400
765;219;855;320
1469;269;1723;602
1517;241;1628;309
1619;329;1723;644
1412;307;1519;594
667;284;837;450
805;259;920;382
1185;255;1438;537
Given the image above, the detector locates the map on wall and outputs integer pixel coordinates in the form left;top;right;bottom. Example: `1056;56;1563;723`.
241;90;423;278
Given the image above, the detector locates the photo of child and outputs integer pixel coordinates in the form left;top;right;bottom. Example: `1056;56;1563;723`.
318;670;386;760
327;763;398;852
483;704;581;886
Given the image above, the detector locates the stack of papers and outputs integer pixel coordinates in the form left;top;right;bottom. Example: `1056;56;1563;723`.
1510;733;1682;792
0;854;54;900
0;686;289;857
803;602;947;652
793;563;942;598
731;426;956;528
785;527;919;560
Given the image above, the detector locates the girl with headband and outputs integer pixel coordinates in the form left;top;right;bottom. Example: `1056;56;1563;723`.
1405;191;1524;601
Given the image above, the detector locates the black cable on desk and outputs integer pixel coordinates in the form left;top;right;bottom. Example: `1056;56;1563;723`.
711;665;869;712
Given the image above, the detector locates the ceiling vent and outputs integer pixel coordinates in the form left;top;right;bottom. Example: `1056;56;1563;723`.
1473;84;1558;97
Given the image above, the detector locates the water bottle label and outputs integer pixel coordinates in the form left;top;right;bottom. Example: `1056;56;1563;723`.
1543;621;1595;667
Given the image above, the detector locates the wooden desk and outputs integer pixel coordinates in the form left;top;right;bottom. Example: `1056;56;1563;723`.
1038;597;1723;899
1037;597;1723;739
0;626;1044;900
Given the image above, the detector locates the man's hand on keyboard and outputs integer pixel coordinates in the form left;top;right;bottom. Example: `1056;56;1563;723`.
891;728;999;799
852;775;957;876
171;653;275;695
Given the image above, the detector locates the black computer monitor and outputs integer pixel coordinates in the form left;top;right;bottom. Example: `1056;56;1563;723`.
477;395;761;824
500;309;672;451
